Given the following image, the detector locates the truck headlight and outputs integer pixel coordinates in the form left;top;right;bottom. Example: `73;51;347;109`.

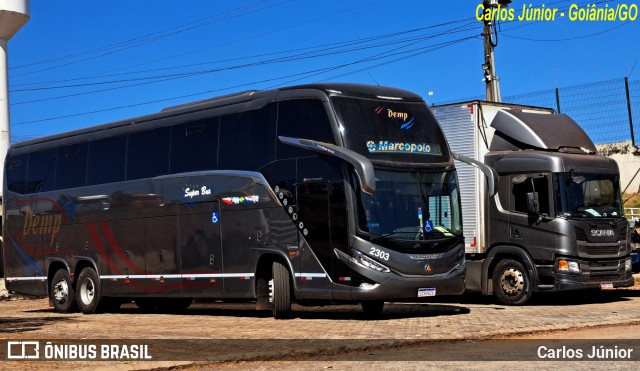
558;259;580;273
625;258;632;273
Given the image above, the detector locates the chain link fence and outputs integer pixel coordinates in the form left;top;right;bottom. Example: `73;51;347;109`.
503;78;640;145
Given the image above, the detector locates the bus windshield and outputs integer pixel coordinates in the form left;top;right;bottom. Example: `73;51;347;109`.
355;169;462;240
331;96;449;163
556;173;623;218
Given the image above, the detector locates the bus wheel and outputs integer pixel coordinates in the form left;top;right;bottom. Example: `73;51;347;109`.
272;261;292;319
51;269;77;313
255;274;272;311
361;300;384;318
492;259;532;306
76;267;102;314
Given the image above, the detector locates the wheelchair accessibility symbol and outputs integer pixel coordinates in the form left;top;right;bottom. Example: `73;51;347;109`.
211;212;220;224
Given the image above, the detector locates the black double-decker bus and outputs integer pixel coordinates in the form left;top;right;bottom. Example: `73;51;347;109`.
3;83;468;318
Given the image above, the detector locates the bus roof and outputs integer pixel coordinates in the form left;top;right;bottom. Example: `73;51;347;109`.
11;83;425;150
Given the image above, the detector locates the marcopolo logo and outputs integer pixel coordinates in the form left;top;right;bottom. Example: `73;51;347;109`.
374;106;415;129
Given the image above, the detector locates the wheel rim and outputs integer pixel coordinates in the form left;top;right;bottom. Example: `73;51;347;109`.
268;279;274;303
53;279;69;304
80;278;95;305
499;267;524;296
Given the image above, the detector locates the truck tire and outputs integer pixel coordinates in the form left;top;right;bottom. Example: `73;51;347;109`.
492;259;532;305
272;261;292;319
76;267;102;314
51;269;78;313
361;300;384;318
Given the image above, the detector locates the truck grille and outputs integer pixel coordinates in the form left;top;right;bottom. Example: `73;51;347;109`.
587;246;620;255
619;228;627;241
575;228;587;241
588;274;621;282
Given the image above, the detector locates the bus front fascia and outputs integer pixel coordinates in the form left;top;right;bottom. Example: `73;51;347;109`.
278;136;376;194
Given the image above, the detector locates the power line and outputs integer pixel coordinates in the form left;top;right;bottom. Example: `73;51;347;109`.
11;21;479;105
10;0;292;78
12;17;475;91
13;34;476;126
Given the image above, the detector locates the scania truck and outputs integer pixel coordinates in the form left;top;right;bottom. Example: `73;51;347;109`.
433;101;634;305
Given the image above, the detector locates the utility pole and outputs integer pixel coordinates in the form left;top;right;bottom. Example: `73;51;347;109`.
481;0;511;102
0;0;30;198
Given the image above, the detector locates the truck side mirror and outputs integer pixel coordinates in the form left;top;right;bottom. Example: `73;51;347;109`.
527;192;540;214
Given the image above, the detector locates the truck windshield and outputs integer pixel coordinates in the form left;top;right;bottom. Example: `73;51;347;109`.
556;173;623;218
355;169;462;240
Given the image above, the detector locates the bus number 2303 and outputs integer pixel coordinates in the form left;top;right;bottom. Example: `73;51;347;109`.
370;247;390;261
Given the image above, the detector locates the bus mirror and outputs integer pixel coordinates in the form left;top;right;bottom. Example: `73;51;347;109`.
452;152;498;197
278;136;376;194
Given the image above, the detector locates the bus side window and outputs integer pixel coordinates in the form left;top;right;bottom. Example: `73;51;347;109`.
219;104;276;171
88;135;127;185
6;154;28;194
171;118;219;173
25;149;57;194
127;127;171;180
56;142;88;190
276;99;334;160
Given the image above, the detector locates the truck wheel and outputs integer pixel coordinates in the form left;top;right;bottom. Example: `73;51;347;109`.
492;259;532;305
361;300;384;319
51;269;78;313
76;267;102;314
272;261;292;319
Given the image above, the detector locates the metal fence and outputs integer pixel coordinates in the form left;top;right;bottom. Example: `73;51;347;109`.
502;77;640;145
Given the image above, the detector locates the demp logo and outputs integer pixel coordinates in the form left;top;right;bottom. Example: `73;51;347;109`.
7;341;40;359
374;106;415;129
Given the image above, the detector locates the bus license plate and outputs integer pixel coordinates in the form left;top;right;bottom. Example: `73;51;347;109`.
418;288;436;297
600;283;614;290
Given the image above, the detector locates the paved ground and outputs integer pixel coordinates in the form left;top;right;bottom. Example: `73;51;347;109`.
1;277;639;370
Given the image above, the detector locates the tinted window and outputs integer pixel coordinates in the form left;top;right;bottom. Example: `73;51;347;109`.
219;104;276;170
25;149;57;193
512;175;550;214
171;118;219;173
331;97;448;163
56;142;88;189
127;127;171;180
6;154;28;194
88;135;127;185
276;99;334;159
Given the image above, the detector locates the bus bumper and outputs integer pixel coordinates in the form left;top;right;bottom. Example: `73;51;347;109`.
338;254;466;300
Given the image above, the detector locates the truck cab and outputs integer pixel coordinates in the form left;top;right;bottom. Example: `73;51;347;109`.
433;103;634;305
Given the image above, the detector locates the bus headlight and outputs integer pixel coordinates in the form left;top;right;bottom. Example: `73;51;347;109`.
352;250;390;273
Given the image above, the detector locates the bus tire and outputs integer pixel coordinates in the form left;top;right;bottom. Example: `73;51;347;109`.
361;300;384;318
51;269;78;313
76;267;102;314
492;259;532;306
255;275;272;311
272;261;292;319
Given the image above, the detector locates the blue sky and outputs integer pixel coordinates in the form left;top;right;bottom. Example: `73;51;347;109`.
7;0;640;141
